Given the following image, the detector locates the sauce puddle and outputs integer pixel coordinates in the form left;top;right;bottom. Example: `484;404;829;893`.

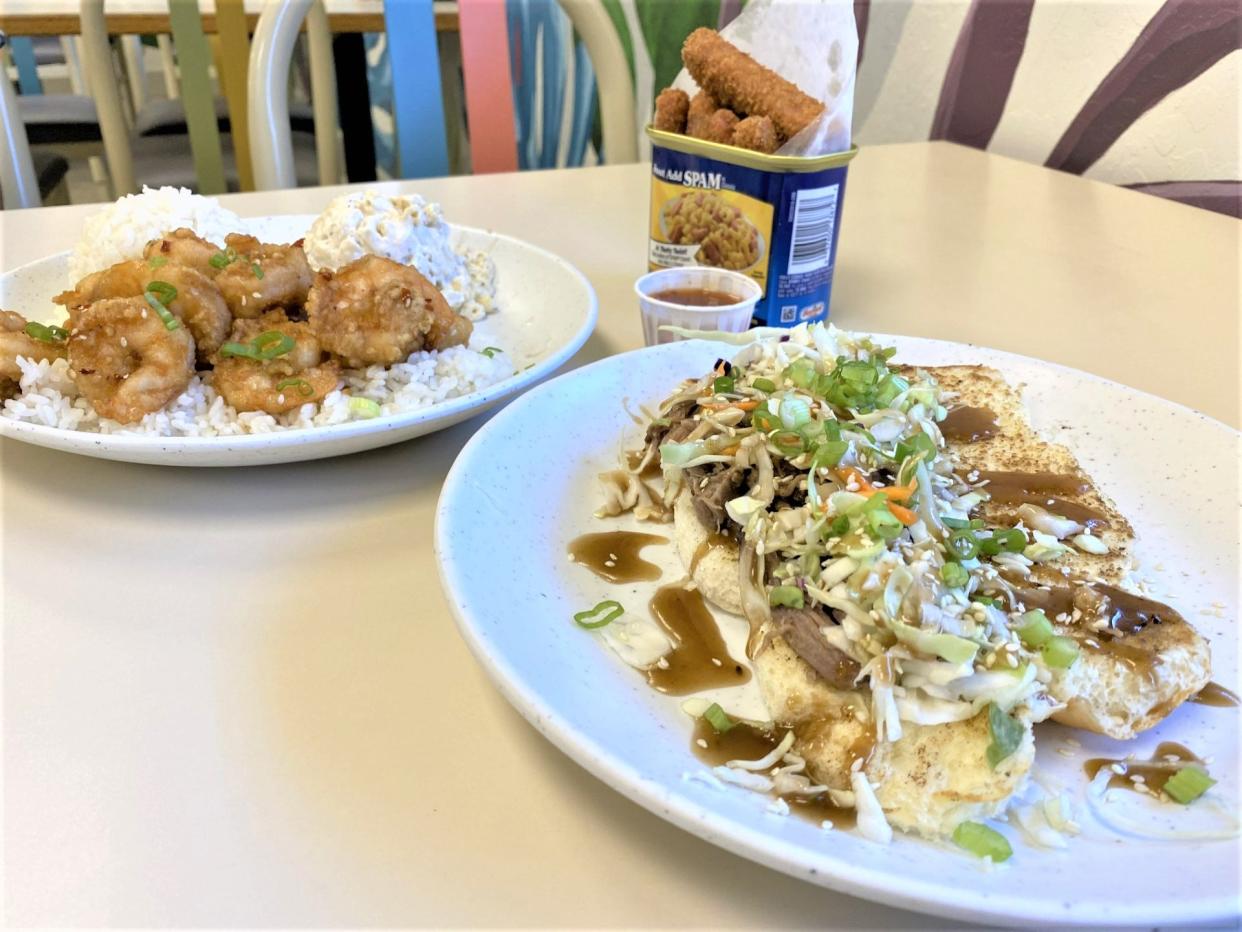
647;585;749;694
1083;742;1204;797
940;405;999;442
568;531;668;583
690;718;856;829
969;470;1108;528
1190;681;1240;708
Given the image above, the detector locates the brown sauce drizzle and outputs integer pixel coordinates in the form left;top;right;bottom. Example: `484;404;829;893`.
646;585;750;695
1190;681;1240;708
969;470;1107;527
1083;742;1204;796
626;448;663;481
939;406;1000;442
689;717;857;829
688;529;736;576
568;531;667;583
1016;583;1188;680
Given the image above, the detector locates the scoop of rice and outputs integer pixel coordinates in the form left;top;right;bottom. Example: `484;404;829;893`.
67;186;245;284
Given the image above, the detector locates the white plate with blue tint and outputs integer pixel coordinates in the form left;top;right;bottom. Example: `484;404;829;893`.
0;216;596;466
435;336;1240;927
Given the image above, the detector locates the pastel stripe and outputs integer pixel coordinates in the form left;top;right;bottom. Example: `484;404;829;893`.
1046;0;1241;175
459;0;519;174
930;0;1034;149
383;0;450;178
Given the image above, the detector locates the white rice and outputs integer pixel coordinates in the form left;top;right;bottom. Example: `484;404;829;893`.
68;186;245;284
1;346;514;437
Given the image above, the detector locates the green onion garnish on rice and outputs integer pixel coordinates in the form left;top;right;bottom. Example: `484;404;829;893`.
703;703;735;734
349;397;381;418
221;331;294;360
23;321;68;343
952;821;1012;862
147;256;168;269
573;600;624;629
481;346;503;358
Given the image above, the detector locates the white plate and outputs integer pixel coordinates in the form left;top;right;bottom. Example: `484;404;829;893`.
435;336;1240;927
0;216;596;465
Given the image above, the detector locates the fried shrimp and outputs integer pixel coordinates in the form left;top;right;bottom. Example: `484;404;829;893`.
53;259;231;364
210;310;339;415
143;228;221;278
214;233;314;319
68;296;195;423
0;310;67;391
306;254;471;367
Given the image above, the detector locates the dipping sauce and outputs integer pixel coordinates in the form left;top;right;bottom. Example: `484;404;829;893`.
649;288;742;307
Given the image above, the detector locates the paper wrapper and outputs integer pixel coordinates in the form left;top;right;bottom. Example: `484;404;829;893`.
671;0;857;156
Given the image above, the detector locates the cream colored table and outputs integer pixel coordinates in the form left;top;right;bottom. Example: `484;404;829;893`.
2;143;1237;928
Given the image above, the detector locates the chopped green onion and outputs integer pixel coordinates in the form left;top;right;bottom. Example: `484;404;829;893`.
952;821;1012;862
948;529;980;560
252;330;295;359
974;595;1000;607
711;375;734;394
1164;766;1215;804
768;586;805;609
969;518;985;530
783;357;817;390
146;280;177;304
942;516;970;530
867;506;903;540
703;703;735;734
986;702;1023;769
349;396;382;418
750;401;778;432
275;377;314;397
1015;609;1053;648
940;562;969;588
573;599;624;629
829;515;850;537
208;250;233;269
779;396;811;429
810;439;849;472
771;430;804;457
1041;635;1079;669
219;340;259;360
251;261;264;279
143;289;180;331
993;528;1027;553
753;377;776;393
23;321;68;343
480;346;503;358
147;255;168;269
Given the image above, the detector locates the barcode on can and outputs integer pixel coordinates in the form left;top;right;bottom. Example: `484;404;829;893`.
786;184;839;276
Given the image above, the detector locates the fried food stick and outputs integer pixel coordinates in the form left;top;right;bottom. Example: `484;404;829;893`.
702;108;739;144
682;27;824;142
653;88;689;133
685;90;719;138
732;115;779;154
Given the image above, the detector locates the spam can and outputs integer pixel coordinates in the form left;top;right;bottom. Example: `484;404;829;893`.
647;126;857;327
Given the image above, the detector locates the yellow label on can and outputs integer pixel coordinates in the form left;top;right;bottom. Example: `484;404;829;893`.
648;178;773;290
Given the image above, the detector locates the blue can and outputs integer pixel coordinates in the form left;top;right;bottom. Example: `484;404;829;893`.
647;127;857;327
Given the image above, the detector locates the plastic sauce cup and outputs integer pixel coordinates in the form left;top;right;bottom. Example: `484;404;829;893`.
635;267;762;346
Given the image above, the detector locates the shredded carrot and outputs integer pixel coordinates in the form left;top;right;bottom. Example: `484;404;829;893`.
699;399;760;412
835;466;919;523
720;444;740;456
887;502;919;526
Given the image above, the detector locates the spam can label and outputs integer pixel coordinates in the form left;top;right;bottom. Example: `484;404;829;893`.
647;128;856;327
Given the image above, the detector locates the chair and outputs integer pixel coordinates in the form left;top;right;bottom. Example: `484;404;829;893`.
81;0;338;196
2;37;69;209
249;0;637;190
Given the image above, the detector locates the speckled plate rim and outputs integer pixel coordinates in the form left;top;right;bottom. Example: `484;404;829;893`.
0;222;598;465
435;334;1240;928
